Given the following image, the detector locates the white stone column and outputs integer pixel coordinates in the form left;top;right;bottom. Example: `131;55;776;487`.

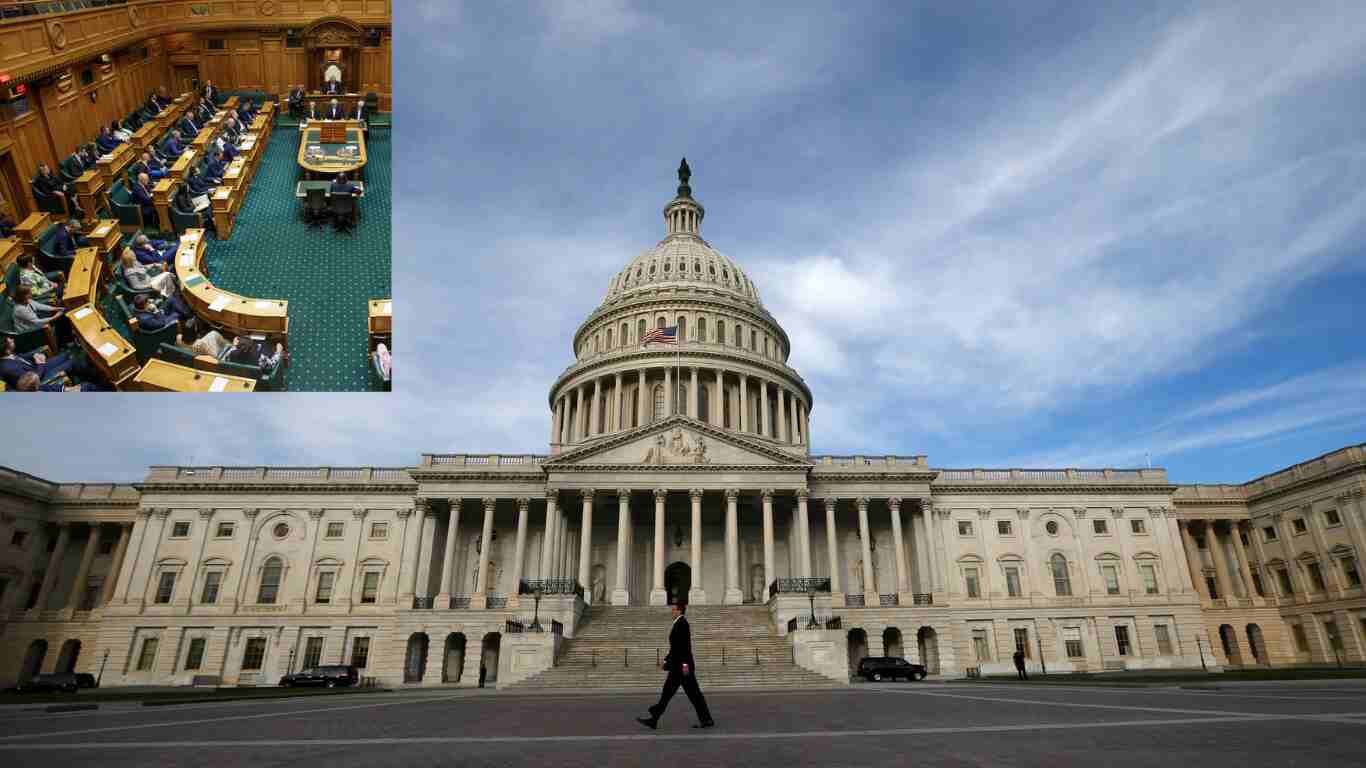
760;380;770;437
797;490;812;578
790;395;800;444
1110;507;1135;596
889;498;909;597
471;498;495;608
33;523;71;612
637;369;648;427
571;387;583;442
589;378;602;437
856;497;876;603
540;493;556;580
689;489;706;604
1230;521;1260;602
613;372;624;432
1303;503;1344;594
438;500;462;604
1206;520;1236;600
1149;508;1183;595
415;506;437;599
799;404;809;447
739;375;749;433
912;507;930;594
1272;512;1309;596
761;489;775;601
651;488;667;605
551;397;563;448
65;524;101;612
1164;511;1195;595
931;505;950;598
341;507;367;609
1017;508;1038;596
665;367;674;416
724;489;742;604
1337;489;1366;584
1179;520;1210;601
577;489;595;601
612;490;631;605
511;497;530;604
100;523;132;606
1071;508;1093;596
776;388;788;442
558;508;570;579
399;501;428;604
713;369;724;425
689;367;698;418
825;498;843;605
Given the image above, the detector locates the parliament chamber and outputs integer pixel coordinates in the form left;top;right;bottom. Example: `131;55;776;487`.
0;0;392;392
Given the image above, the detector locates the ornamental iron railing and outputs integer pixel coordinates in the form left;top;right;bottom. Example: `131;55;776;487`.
519;578;583;598
845;595;866;608
448;595;472;609
768;578;832;599
912;593;934;606
412;597;434;609
487;596;508;609
879;593;899;607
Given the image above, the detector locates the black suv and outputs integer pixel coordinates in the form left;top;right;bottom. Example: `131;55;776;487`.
279;665;359;688
857;657;928;682
15;673;80;693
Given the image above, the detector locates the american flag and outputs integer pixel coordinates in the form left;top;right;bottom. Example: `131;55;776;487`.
641;326;678;346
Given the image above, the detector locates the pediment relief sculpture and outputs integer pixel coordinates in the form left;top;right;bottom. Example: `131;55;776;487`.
642;428;709;465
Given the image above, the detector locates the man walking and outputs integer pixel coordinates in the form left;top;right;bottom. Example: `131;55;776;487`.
637;602;715;730
1013;649;1028;680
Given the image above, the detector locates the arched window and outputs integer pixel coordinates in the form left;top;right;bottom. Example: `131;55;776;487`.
652;385;665;421
735;324;742;347
698;382;710;424
258;557;283;604
657;316;666;329
606;328;613;349
621;322;629;346
1051;554;1071;597
750;330;757;351
723;390;731;428
697;317;707;342
677;316;687;340
638;319;647;342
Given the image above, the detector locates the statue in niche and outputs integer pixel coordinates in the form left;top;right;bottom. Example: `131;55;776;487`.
591;564;607;604
749;564;765;603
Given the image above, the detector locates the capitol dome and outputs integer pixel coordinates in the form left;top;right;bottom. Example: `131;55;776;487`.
603;234;762;308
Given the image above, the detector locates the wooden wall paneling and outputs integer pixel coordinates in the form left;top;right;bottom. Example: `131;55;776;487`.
261;38;284;96
284;50;308;92
230;35;264;90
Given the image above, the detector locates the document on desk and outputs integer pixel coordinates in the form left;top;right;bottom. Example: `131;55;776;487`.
178;250;194;268
254;301;273;309
209;377;229;393
97;342;118;358
72;306;94;321
208;295;231;312
92;224;111;237
383;301;391;315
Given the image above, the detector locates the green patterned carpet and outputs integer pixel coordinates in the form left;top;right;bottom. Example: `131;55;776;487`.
198;124;391;391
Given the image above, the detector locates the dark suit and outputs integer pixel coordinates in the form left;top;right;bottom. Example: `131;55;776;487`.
205;159;226;183
648;615;712;724
96;133;119;153
203;86;218;105
52;227;87;259
0;350;76;389
163;137;185;157
323;80;342;95
325;105;344;120
130;180;157;223
179;117;199;137
330;180;358;196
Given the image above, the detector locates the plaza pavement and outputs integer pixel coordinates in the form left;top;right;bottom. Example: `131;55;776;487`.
1;680;1364;766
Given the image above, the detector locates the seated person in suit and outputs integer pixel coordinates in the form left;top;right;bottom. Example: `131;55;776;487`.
130;291;194;335
353;99;367;122
131;233;175;266
14;369;105;392
288;84;305;117
162;130;187;159
119;249;178;298
52;219;89;260
323;79;342;95
221;113;243;141
204;149;227;184
131;151;167;181
184;166;215;198
222;335;286;371
303;100;319;122
217;134;240;162
178;115;199;139
10;285;64;333
330;172;360;197
60;149;86;181
126;109;145;130
15;253;63;304
325;98;345;120
95;126;121;154
173;182;215;234
79;143;100;170
111;120;132;142
130;172;157;225
202;80;219;106
237;99;257;124
197;98;215;124
185;326;232;359
33;162;79;215
0;335;94;391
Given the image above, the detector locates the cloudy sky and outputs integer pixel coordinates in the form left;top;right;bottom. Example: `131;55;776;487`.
9;0;1366;484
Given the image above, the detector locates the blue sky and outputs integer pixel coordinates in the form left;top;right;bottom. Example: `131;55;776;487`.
7;0;1366;484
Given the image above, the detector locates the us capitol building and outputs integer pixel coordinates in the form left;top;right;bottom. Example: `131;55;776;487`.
2;165;1364;689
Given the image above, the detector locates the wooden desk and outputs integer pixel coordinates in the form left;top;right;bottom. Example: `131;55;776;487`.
221;159;247;194
174;229;290;341
168;149;197;184
191;124;219;153
368;299;392;336
295;181;365;198
130;122;158;153
84;219;122;264
68;302;138;386
14;213;51;256
74;171;107;219
223;96;239;111
96;144;133;187
297;123;366;178
60;247;101;310
152;179;176;234
0;238;21;294
132;359;256;392
211;187;240;240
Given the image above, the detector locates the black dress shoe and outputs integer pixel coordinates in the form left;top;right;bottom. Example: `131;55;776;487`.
691;720;716;729
636;716;658;730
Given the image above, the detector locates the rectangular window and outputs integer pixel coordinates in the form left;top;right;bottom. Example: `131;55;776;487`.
361;572;380;603
185;638;206;671
1290;623;1308;652
957;521;973;537
1343;558;1361;588
241;638;266;670
1324;509;1341;527
1005;567;1021;597
964;568;980;598
1114;625;1131;656
10;530;27;548
1103;565;1121;595
1263;526;1278;541
201;572;222;604
171;521;191;538
207;38;226;50
1323;620;1342;651
303;637;324;669
1277;568;1294;595
1130;519;1146;534
1205;576;1219;600
80;585;99;611
1239;531;1250;548
315;572;335;604
1013;627;1030;657
1153;624;1173;655
1307;562;1326;592
1292;518;1307;535
216;522;235;538
1140;564;1159;595
369;522;388;539
1251;572;1265;597
326;522;345;538
351;637;371;669
997;520;1012;536
155;571;176;604
972;629;991;662
1092;519;1109;535
136;638;159;671
1064;627;1084;658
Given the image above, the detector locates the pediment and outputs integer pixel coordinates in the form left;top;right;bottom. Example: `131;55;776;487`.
544;416;810;470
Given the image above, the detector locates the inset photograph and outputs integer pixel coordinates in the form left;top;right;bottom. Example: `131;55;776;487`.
0;8;391;392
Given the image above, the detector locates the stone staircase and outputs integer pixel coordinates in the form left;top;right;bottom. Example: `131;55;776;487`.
506;604;845;690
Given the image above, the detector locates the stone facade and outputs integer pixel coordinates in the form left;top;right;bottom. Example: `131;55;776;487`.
2;169;1362;687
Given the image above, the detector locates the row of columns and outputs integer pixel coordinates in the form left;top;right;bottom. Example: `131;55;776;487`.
550;367;809;447
0;520;132;614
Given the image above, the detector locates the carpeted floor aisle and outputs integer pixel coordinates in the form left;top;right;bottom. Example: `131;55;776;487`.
198;122;391;391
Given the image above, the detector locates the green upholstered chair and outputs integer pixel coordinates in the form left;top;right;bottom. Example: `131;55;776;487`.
36;223;75;274
110;262;159;301
169;193;207;235
4;261;63;304
154;341;287;391
109;181;147;230
31;177;69;216
0;298;55;355
112;294;179;363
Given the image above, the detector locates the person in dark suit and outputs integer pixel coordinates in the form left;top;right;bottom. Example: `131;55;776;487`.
353;99;366;122
60;149;86;181
637;602;715;730
197;98;215;123
222;335;285;370
237;99;257;124
131;291;193;334
202;80;218;106
288;84;305;118
131;233;175;266
1013;650;1027;680
324;99;345;120
130;172;158;225
178;113;200;138
185;166;214;197
34;162;79;216
162;130;186;159
330;172;359;197
323;79;342;95
304;100;319;122
204;149;226;185
0;335;92;391
79;143;100;170
95;126;120;153
132;151;167;181
52;219;88;260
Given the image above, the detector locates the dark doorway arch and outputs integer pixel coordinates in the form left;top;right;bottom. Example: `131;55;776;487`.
20;639;48;683
1246;624;1267;666
403;633;429;683
55;639;81;674
1218;624;1242;666
664;561;691;605
917;627;940;675
443;633;466;683
480;632;501;686
847;628;869;676
883;627;904;658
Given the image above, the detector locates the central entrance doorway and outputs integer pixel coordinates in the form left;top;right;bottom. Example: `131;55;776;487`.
664;561;691;605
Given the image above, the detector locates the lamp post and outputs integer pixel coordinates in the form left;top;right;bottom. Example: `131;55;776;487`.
530;586;543;632
96;649;110;688
1197;636;1207;672
807;587;818;629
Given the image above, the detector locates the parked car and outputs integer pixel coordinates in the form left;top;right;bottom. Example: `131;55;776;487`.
15;673;80;693
857;656;928;682
278;665;359;688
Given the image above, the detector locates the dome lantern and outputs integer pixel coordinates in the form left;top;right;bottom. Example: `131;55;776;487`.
664;157;704;238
